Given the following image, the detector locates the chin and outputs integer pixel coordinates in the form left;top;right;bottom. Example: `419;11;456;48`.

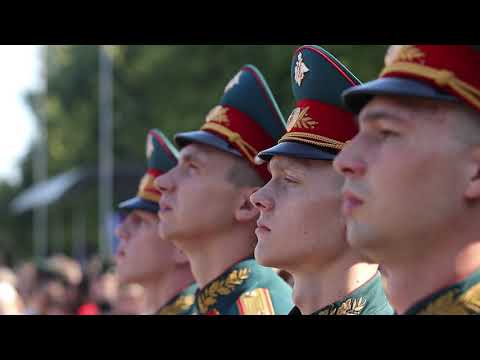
254;245;280;268
347;227;382;261
347;221;369;247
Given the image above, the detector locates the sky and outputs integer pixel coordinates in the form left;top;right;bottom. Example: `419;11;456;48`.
0;45;42;185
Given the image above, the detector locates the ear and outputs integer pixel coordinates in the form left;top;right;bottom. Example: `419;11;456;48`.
234;187;261;223
172;246;190;266
464;146;480;200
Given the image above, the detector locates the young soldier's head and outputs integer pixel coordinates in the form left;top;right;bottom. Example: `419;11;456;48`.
155;65;286;254
115;130;189;285
251;46;362;273
334;45;480;265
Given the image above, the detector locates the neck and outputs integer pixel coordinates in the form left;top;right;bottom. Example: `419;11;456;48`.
383;240;480;314
292;251;379;315
140;265;195;314
185;225;256;289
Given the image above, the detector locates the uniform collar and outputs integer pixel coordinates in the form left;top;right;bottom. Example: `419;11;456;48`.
405;267;480;315
288;306;302;315
155;282;198;315
195;257;256;315
308;272;391;315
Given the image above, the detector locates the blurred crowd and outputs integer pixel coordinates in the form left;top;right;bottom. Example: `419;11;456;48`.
0;254;147;315
0;254;294;315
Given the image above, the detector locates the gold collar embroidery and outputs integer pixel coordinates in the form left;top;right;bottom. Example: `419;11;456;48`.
197;268;250;314
157;294;195;315
417;283;480;315
317;297;367;315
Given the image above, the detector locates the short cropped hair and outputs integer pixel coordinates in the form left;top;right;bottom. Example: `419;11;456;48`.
225;157;264;188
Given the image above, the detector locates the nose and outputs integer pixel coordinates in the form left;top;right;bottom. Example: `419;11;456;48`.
250;185;274;212
115;222;129;241
154;170;175;194
333;139;367;178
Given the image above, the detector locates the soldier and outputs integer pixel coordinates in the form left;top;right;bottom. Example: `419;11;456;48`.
115;129;197;315
251;45;393;315
155;65;294;315
334;45;480;314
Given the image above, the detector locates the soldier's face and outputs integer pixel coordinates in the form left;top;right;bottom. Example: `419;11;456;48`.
251;156;346;272
155;143;241;249
115;209;176;284
334;96;470;264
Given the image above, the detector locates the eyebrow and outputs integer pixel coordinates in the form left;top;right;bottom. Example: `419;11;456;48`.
180;151;205;164
359;108;408;127
269;157;310;173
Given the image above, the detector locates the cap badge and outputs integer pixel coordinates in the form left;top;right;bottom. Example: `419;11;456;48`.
286;106;317;131
205;105;230;125
294;52;310;86
384;45;425;66
146;133;154;159
224;71;242;93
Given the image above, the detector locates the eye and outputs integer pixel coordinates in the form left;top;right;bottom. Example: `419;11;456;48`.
379;128;398;138
180;160;198;174
283;176;299;184
188;164;200;175
131;217;141;226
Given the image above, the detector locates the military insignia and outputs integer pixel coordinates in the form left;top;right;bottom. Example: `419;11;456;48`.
224;71;242;93
205;105;230;125
286;107;317;132
336;297;366;315
236;288;275;315
294;52;310;86
317;297;366;315
197;268;250;314
417;283;480;315
461;283;480;313
146;133;154;159
384;45;426;66
156;295;195;315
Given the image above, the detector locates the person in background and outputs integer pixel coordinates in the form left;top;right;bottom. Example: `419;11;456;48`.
111;283;147;315
14;261;38;313
88;270;119;314
115;129;197;315
0;281;24;315
43;254;83;313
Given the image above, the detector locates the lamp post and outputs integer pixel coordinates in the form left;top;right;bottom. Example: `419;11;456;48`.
98;45;114;259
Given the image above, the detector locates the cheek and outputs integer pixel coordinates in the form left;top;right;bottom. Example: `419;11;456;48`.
271;187;320;240
130;227;158;259
178;178;215;209
365;138;413;191
370;141;459;217
303;188;343;239
180;178;234;217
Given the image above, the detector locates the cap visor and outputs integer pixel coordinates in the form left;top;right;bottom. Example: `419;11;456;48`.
118;197;159;213
258;141;336;163
342;77;458;114
174;130;242;158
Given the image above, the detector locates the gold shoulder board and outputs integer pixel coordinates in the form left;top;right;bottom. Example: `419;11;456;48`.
236;288;275;315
